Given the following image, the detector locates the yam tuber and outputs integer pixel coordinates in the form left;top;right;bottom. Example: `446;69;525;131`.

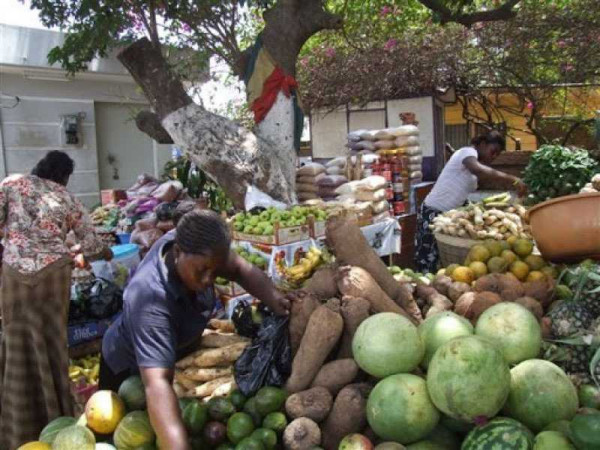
448;282;471;302
283;418;321;450
182;366;233;382
514;296;544;320
289;291;321;356
285;305;344;393
324;297;341;313
200;332;250;348
415;284;453;318
310;359;359;395
193;342;248;368
285;387;333;422
326;217;422;322
337;296;371;359
187;375;234;398
305;266;339;299
433;275;453;297
321;384;368;450
208;319;236;333
337;266;415;323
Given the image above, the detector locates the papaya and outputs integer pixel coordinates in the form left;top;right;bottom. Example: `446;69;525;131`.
254;387;286;416
262;412;287;434
251;428;277;450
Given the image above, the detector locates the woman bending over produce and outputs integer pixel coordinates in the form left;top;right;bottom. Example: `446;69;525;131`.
415;131;527;273
100;210;291;450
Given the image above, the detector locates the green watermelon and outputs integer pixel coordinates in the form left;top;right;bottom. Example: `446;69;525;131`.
503;360;578;432
405;442;445;450
94;444;117;450
113;411;156;450
462;418;534;450
39;417;77;444
118;376;147;411
533;431;574;449
418;312;473;369
426;336;510;422
51;425;95;450
353;313;424;378
475;303;541;365
569;414;600;450
367;374;439;444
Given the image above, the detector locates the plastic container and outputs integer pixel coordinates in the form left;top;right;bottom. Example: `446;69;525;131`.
528;192;600;262
116;233;131;245
111;244;141;272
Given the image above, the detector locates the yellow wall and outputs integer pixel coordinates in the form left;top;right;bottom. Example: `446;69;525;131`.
444;87;600;151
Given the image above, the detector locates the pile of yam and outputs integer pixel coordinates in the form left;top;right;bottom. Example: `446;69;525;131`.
173;323;249;401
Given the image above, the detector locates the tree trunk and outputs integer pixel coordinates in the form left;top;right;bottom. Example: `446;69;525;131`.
120;1;342;208
119;39;296;208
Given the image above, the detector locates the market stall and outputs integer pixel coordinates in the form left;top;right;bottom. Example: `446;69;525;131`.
27;145;600;450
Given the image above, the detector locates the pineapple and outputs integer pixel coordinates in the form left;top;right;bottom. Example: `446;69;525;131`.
548;301;594;338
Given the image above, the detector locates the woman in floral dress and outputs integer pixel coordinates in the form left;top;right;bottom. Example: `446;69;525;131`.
0;151;111;449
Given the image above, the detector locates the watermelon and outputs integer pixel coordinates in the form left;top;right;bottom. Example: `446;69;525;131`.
405;442;445;450
51;425;96;450
503;360;578;432
533;431;574;449
418;312;473;369
426;336;510;422
39;417;77;444
462;417;534;450
475;303;541;365
569;414;600;450
367;374;440;444
422;425;460;450
118;376;147;411
353;313;424;378
94;444;117;450
113;411;156;450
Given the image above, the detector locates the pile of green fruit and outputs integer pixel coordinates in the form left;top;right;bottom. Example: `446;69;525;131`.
523;144;599;206
180;386;288;450
235;247;268;270
232;206;327;236
388;266;434;285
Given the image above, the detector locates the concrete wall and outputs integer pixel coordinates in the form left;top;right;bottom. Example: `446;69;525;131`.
310;97;436;159
0;73;172;207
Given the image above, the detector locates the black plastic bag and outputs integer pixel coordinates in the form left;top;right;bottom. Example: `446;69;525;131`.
234;315;292;396
69;282;89;324
87;278;124;320
231;300;269;339
155;202;178;222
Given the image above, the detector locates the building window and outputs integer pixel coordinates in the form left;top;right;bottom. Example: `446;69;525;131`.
445;124;469;150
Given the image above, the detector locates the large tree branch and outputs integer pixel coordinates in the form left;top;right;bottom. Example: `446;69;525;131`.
118;38;192;119
135;110;174;144
420;0;520;26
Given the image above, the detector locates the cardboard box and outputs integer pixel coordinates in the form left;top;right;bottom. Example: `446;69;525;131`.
101;189;127;206
233;223;310;246
309;216;327;238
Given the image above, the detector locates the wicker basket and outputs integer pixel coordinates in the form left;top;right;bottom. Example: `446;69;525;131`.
434;232;479;267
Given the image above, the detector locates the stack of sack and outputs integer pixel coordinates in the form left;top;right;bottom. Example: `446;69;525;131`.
334;175;390;218
296;163;326;202
316;174;348;201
